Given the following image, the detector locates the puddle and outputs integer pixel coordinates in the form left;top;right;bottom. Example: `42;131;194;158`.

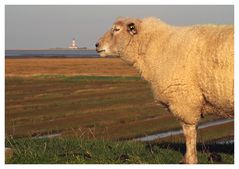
33;133;61;139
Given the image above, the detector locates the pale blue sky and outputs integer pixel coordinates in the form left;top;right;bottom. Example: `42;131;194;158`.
5;5;234;49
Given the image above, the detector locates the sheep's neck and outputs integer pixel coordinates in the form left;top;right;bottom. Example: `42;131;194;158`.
122;37;152;81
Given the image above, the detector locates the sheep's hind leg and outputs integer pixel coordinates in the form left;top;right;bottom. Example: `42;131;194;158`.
181;123;198;164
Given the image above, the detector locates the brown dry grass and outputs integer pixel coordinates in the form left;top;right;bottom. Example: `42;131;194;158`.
5;58;139;77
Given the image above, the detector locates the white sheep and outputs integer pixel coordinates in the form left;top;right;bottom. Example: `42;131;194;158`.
96;17;234;164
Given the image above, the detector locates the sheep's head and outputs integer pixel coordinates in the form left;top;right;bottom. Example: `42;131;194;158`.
96;17;142;63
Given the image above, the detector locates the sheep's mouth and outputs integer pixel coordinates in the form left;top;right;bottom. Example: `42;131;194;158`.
96;49;105;53
96;49;108;57
96;49;120;58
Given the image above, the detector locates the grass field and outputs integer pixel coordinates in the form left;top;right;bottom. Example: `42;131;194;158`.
5;58;234;164
5;137;233;164
6;75;174;139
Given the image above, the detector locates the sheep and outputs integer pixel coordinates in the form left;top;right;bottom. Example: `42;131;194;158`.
95;17;234;164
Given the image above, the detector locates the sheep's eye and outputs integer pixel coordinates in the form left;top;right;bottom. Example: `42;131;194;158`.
129;25;135;30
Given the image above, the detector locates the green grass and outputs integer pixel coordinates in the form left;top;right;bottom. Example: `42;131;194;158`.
5;137;233;164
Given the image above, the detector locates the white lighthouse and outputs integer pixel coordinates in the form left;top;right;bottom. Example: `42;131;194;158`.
69;38;79;49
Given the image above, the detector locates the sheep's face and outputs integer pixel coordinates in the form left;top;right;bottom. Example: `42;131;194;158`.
96;18;141;63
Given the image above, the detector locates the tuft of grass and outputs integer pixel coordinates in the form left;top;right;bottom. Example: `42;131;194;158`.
5;137;234;164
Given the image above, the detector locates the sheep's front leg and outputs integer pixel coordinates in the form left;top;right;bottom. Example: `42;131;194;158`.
182;123;198;164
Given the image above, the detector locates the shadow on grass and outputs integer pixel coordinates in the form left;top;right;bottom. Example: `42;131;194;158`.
145;141;234;155
145;141;234;163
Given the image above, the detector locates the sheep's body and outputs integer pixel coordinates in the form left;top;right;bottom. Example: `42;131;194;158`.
96;17;234;164
124;18;234;124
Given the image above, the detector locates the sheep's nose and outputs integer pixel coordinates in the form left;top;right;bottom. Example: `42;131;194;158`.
95;43;99;48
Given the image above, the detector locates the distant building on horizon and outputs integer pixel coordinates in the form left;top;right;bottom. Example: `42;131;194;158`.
69;38;79;49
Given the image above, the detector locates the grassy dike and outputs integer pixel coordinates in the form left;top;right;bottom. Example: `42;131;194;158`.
5;74;234;164
6;75;226;139
5;137;234;164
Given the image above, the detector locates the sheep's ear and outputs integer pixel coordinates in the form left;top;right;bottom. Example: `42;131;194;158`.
127;23;137;35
